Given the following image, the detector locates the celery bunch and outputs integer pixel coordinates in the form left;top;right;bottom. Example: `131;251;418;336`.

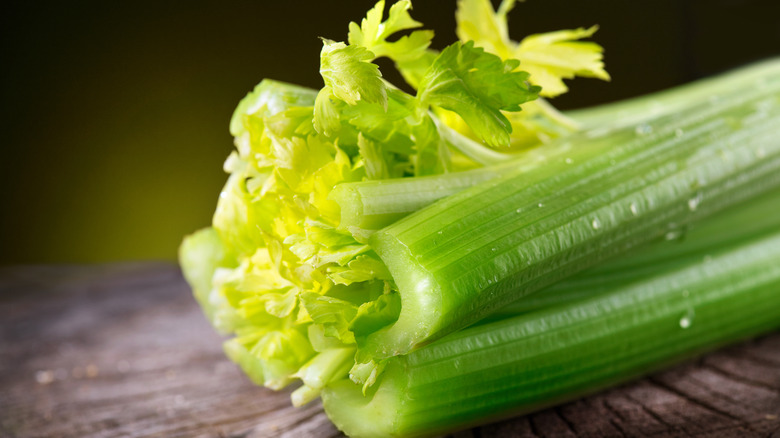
179;1;780;436
181;0;608;403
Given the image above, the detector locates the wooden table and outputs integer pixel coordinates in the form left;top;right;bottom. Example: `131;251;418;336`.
1;263;778;438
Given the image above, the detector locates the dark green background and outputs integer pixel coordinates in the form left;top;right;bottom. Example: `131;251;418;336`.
2;0;779;264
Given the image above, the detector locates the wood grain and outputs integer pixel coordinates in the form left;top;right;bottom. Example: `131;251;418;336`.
1;263;778;438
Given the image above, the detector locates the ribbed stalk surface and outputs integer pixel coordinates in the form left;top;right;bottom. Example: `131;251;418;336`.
362;70;780;359
324;220;780;437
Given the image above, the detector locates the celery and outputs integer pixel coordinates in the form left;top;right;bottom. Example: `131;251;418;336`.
489;187;780;317
569;57;780;129
331;58;780;237
360;71;780;361
179;0;613;401
323;195;780;436
179;0;780;428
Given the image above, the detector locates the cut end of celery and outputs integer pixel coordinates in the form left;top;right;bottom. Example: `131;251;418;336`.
331;182;414;237
322;361;407;438
362;229;444;360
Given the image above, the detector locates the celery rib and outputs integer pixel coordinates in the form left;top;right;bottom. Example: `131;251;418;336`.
323;225;780;437
568;57;780;129
491;187;780;316
332;59;780;236
360;71;780;360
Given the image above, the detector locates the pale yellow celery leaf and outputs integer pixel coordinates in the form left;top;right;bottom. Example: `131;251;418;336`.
245;170;273;198
372;30;434;63
455;0;515;59
293;262;329;295
265;106;317;141
313;86;341;137
179;228;232;325
311;146;362;222
213;174;264;258
222;151;246;175
347;0;385;48
319;40;386;108
252;328;316;390
223;338;266;385
209;268;248;332
357;134;390;180
238;293;288;319
229;78;317;138
263;287;300;318
300;292;358;345
347;0;431;63
298;219;372;272
377;0;421;40
270;136;334;193
328;254;393;286
285;234;318;264
315;244;371;268
515;26;610;97
240;113;271;159
305;220;357;249
217;257;284;304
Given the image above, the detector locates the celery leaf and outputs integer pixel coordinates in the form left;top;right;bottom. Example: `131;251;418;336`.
515;26;610;97
348;0;433;63
319;40;386;107
417;41;539;147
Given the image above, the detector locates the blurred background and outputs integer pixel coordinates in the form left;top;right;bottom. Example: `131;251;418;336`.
2;0;779;264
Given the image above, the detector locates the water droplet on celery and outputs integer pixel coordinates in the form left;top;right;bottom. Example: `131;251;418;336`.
538;203;544;208
629;202;639;216
679;309;695;329
491;247;497;252
565;157;573;164
688;191;703;211
665;223;685;241
437;230;442;235
591;218;601;230
515;208;522;213
635;124;653;135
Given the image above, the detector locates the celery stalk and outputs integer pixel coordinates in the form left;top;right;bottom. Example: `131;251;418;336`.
568;57;780;129
323;217;780;437
331;58;780;236
489;187;780;317
359;69;780;360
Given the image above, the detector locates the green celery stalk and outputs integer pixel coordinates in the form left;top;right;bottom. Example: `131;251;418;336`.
359;68;780;361
331;58;780;236
568;57;780;128
488;187;780;317
323;207;780;437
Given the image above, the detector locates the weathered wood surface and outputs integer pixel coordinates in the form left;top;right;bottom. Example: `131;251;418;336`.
0;263;778;438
